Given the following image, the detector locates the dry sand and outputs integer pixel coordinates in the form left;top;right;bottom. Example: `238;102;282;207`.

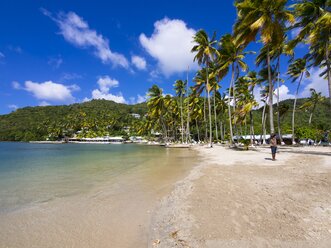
149;145;331;248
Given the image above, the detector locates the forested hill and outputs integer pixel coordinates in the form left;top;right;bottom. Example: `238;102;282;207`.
0;98;330;141
0;100;147;141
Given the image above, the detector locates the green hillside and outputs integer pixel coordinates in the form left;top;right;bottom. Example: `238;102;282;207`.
0;100;147;141
0;98;329;142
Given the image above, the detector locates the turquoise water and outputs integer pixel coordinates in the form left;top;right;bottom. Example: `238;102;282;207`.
0;142;195;213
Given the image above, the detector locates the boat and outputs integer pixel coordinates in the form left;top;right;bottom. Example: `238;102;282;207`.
165;143;191;148
68;136;124;144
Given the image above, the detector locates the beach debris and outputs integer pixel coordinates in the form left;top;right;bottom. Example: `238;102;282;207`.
170;230;179;239
152;239;160;246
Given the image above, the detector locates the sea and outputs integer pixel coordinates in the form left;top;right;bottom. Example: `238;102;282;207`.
0;142;197;248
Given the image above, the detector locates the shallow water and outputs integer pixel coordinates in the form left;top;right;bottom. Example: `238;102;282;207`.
0;142;197;247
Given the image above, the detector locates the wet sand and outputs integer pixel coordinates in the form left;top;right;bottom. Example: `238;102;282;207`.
150;146;331;248
0;148;197;248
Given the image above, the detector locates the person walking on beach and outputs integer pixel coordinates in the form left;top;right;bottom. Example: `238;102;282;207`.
270;133;277;161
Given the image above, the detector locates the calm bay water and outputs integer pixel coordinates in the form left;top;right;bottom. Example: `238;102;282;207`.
0;142;197;247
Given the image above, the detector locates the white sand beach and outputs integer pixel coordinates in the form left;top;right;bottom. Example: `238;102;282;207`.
149;145;331;248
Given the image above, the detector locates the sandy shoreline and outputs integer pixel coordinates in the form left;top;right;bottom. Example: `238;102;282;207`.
149;145;331;248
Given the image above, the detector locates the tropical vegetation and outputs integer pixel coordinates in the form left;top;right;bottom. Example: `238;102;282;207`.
1;0;330;145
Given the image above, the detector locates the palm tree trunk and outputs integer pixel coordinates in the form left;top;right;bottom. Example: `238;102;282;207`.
206;65;213;147
180;94;184;143
309;112;313;125
203;92;207;142
249;111;254;145
227;64;235;144
276;57;284;145
195;119;200;142
326;42;331;109
213;92;219;142
263;113;267;144
260;100;267;144
186;69;190;144
292;73;303;145
267;46;275;134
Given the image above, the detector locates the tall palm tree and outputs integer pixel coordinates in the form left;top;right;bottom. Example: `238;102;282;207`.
217;34;250;144
234;0;295;134
287;58;310;144
290;0;330;107
192;30;219;147
243;71;261;144
174;80;187;143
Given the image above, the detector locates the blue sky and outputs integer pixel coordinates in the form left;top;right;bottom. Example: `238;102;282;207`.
0;0;328;114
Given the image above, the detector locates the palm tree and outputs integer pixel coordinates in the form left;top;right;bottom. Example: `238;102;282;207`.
217;34;250;144
243;71;261;144
287;58;310;144
192;30;219;147
290;0;330;107
189;89;204;142
234;0;295;134
174;79;187;143
300;88;326;125
147;85;168;140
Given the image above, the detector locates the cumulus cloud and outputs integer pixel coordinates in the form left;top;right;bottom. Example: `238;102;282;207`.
39;101;51;106
129;94;147;104
97;76;119;92
139;18;198;76
253;84;295;108
42;9;129;69
84;76;126;103
274;85;295;102
8;104;18;111
299;68;328;98
131;55;146;70
21;80;79;102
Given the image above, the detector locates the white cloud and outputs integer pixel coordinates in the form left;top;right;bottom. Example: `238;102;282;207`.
23;80;79;102
8;45;22;54
48;56;63;69
131;55;146;70
253;84;295;108
12;81;22;89
274;85;295;102
299;68;328;98
97;76;119;92
60;72;82;81
129;94;147;104
42;9;129;69
89;89;126;103
139;18;198;76
85;76;126;103
39;101;51;106
8;104;18;111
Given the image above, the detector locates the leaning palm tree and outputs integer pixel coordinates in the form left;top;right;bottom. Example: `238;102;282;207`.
290;0;331;107
192;30;219;147
287;58;310;144
174;80;187;143
234;0;295;134
300;88;326;125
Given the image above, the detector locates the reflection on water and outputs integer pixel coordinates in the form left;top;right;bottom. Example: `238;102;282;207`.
0;142;198;248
